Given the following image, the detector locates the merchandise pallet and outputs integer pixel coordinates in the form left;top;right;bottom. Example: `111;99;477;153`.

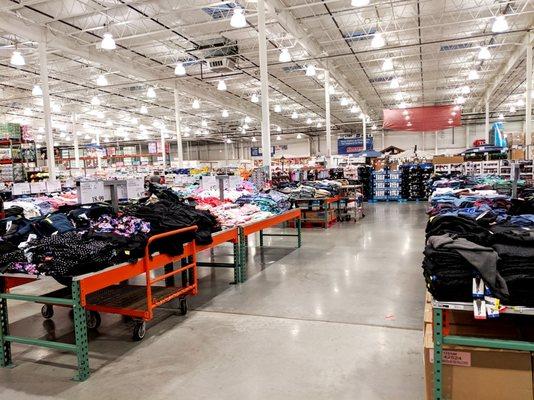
291;196;340;228
431;300;534;400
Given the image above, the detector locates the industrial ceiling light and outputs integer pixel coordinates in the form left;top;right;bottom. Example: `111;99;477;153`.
371;32;385;48
460;85;470;95
509;105;516;113
201;119;208;128
405;115;410;121
455;96;466;105
175;62;186;76
340;97;349;106
359;112;366;120
226;138;232;144
140;105;148;114
399;101;407;109
350;105;358;113
91;96;101;106
297;133;302;139
498;113;505;120
407;122;412;127
351;0;370;6
317;122;322;128
402;110;409;116
32;85;42;96
382;57;393;71
305;64;316;77
276;126;282;132
468;70;479;80
389;77;400;89
217;80;227;91
96;74;108;86
276;135;282;141
147;87;157;98
184;126;191;133
279;48;291;62
51;103;61;113
183;131;190;137
516;98;525;107
131;116;139;125
243;123;250;129
106;120;113;127
306;117;312;124
291;111;298;119
371;124;377;130
492;16;509;33
222;109;229;118
251;137;257;142
251;93;259;103
192;99;200;109
451;111;457;116
244;115;252;123
101;33;116;50
230;8;247;28
274;104;282;113
394;92;403;101
478;46;491;60
10;50;25;66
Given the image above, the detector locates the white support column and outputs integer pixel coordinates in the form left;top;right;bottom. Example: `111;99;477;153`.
485;97;490;145
422;132;425;151
38;39;55;181
363;118;367;151
435;131;438;155
174;81;184;167
72;113;80;170
526;38;532;158
95;130;102;170
324;69;332;165
160;130;166;169
465;125;470;149
224;141;229;166
258;0;271;177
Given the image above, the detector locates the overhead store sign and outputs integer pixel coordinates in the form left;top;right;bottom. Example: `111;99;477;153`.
382;105;461;132
337;138;373;155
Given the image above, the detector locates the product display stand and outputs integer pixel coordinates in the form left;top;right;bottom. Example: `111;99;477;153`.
239;209;302;282
432;300;534;400
0;227;199;381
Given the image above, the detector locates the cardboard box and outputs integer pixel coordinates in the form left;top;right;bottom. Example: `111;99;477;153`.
424;323;533;400
511;149;525;160
433;155;464;165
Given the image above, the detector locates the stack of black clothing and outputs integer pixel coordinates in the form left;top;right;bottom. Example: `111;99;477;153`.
400;163;434;200
356;165;373;200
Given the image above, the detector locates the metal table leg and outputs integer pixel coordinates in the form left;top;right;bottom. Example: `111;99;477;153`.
259;230;264;247
0;288;12;368
71;281;90;381
433;308;443;400
297;218;302;248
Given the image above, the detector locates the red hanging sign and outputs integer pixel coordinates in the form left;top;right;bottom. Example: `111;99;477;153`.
382;105;461;132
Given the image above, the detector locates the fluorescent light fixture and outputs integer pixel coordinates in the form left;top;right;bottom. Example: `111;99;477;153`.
371;32;385;48
274;104;282;113
140;105;148;114
96;74;108;86
291;111;298;119
478;46;491;60
217;80;227;91
305;65;316;76
106;120;113;127
517;99;525;107
251;137;257;142
32;85;42;96
244;116;252;123
101;33;116;50
351;0;370;6
468;70;479;80
175;62;186;76
10;50;25;66
251;93;259;103
279;48;291;62
340;97;349;106
230;8;247;28
389;77;400;89
317;122;322;128
306;118;312;124
276;126;282;132
498;113;505;120
51;103;61;113
492;16;509;33
276;135;281;141
91;96;101;106
222;109;229;118
350;105;359;113
371;124;377;130
509;105;516;113
455;96;466;105
297;133;302;139
146;87;157;98
192;99;200;109
382;58;393;71
201;119;208;128
451;111;457;116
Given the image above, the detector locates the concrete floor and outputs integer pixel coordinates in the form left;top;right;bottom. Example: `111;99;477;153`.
0;202;427;399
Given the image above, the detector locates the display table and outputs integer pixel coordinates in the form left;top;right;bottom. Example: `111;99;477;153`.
291;196;340;228
196;227;241;284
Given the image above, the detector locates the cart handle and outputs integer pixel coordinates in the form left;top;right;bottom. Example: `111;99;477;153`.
144;225;198;260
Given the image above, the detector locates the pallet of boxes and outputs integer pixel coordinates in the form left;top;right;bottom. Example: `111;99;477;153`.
423;292;534;400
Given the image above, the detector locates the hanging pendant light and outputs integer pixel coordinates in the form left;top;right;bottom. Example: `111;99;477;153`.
217;80;227;91
468;70;479;80
192;99;200;109
140;105;148;114
492;16;509;33
101;33;116;50
305;65;316;76
244;116;252;123
460;85;470;95
276;126;282;132
222;109;229;118
340;97;349;106
371;32;385;48
32;85;42;96
390;77;400;89
306;118;312;124
251;93;259;103
279;48;291;62
91;96;101;106
230;8;247;28
478;46;491;60
509;105;516;113
291;111;298;119
175;62;186;76
251;137;257;142
10;50;25;66
351;0;370;6
276;135;282;141
382;58;393;71
297;133;302;139
274;104;282;113
147;87;157;98
96;74;108;86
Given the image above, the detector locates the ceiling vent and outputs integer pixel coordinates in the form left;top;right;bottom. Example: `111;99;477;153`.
207;58;236;73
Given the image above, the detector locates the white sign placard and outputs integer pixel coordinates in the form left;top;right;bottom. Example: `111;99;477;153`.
46;180;62;193
201;176;217;190
77;181;106;204
12;182;31;196
30;181;47;194
126;179;146;199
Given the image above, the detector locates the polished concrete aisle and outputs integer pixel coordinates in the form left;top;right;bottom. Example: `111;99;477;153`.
0;203;427;400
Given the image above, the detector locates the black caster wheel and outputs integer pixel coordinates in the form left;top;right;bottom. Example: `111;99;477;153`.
41;304;54;319
179;298;188;316
86;311;101;330
132;321;146;341
121;315;133;323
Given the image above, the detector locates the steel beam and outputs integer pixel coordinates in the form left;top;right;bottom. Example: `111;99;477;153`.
258;0;272;174
38;38;56;181
173;81;183;167
324;69;332;165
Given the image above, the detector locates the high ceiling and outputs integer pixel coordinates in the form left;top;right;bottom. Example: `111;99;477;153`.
0;0;532;147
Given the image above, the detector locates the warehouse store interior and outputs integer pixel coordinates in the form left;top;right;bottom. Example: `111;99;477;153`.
0;0;533;399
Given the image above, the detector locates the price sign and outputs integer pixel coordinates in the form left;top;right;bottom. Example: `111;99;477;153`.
30;181;47;194
77;181;105;204
12;182;31;196
46;180;62;193
201;175;217;190
126;179;145;199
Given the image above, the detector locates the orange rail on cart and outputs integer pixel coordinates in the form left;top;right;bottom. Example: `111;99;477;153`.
241;209;302;236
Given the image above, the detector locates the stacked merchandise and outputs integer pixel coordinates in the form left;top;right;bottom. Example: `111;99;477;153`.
399;163;434;200
372;169;401;201
0;184;220;282
345;165;372;200
284;180;341;199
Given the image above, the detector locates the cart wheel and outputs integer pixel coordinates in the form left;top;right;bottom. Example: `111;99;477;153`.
179;298;188;316
41;304;54;319
132;321;146;341
86;311;101;330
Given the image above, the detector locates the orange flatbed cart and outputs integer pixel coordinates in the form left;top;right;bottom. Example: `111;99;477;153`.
0;226;199;381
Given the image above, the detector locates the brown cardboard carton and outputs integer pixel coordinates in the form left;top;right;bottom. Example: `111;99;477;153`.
433;155;465;165
424;323;533;400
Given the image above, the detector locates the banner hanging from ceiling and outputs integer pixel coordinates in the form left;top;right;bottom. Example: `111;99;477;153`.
382;105;461;132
